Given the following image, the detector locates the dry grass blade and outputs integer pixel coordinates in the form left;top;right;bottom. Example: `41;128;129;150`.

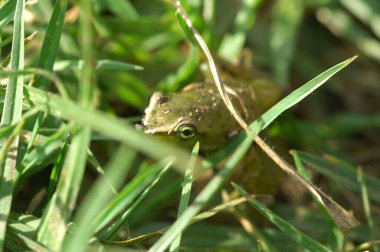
172;0;359;231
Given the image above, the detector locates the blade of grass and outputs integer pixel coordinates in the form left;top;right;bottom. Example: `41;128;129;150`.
104;0;138;21
271;0;304;87
0;119;24;165
296;151;380;204
36;128;92;250
102;197;250;247
0;68;69;100
350;241;380;252
0;0;16;30
0;0;24;125
218;0;262;60
357;167;378;252
92;161;164;234
99;160;173;240
170;142;198;252
53;59;143;71
17;124;71;180
0;108;38;140
34;0;67;91
0;0;24;250
24;0;68;162
157;45;200;92
6;229;49;252
8;214;40;239
44;132;69;202
0;36;12;49
317;6;380;62
190;197;247;224
30;0;52;23
291;150;344;251
232;183;331;252
36;1;95;250
62;146;136;252
339;0;380;40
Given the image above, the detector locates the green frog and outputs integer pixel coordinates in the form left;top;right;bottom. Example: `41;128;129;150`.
143;65;281;150
143;62;282;193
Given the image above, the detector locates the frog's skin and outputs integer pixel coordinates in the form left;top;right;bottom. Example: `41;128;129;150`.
143;74;281;151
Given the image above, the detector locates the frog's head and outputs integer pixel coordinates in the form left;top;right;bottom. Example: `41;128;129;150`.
142;84;238;151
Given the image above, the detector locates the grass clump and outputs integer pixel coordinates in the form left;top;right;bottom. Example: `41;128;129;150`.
0;0;379;251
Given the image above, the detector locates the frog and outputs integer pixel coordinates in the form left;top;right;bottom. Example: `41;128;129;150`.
142;60;282;193
143;62;281;151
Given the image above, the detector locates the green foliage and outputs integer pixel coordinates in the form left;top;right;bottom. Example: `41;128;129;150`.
0;0;379;251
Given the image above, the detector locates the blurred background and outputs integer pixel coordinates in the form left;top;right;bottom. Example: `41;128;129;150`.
3;0;380;250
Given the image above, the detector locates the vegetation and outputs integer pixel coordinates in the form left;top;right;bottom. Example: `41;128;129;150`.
0;0;379;251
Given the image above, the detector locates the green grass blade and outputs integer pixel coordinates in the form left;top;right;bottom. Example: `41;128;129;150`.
92;162;162;234
170;142;198;251
218;0;262;60
271;0;304;87
62;146;136;252
0;108;37;140
104;0;138;21
0;35;12;49
296;151;380;204
100;160;172;240
357;167;378;252
44;133;69;202
190;197;246;224
36;128;92;250
17;125;70;180
0;120;23;163
317;6;380;62
34;0;67;90
157;45;200;92
95;59;143;71
232;183;331;252
0;0;16;30
250;56;357;134
339;0;380;40
8;214;40;239
53;59;143;71
291;150;344;251
18;0;67;164
0;0;24;250
291;150;310;179
6;229;49;252
1;0;24;125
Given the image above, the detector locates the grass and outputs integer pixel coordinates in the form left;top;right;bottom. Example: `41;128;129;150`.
0;0;379;251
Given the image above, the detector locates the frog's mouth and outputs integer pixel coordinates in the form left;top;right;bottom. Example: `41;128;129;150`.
143;117;195;135
135;123;173;135
143;126;174;135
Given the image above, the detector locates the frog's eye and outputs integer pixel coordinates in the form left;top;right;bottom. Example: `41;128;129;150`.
177;124;197;140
